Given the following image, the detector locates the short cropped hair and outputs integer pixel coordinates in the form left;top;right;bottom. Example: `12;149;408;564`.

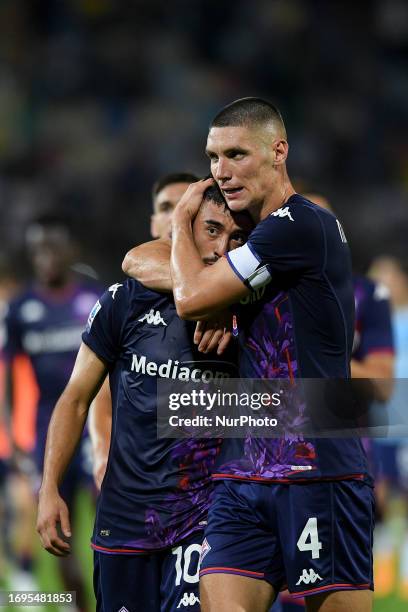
202;183;228;209
210;97;286;137
152;172;199;199
201;181;254;233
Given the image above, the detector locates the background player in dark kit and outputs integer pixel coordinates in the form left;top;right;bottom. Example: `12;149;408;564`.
37;185;252;612
369;256;408;598
124;98;374;612
4;215;100;609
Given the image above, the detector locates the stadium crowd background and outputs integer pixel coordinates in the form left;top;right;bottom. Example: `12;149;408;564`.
0;1;407;611
0;0;407;280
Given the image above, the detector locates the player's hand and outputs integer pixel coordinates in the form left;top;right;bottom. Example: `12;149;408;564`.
173;177;214;223
194;312;233;355
37;488;72;557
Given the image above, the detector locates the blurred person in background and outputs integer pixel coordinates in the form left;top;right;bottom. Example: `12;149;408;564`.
151;172;200;240
90;171;199;492
369;256;408;601
3;215;101;610
273;191;395;612
37;184;252;612
0;255;41;593
0;256;21;587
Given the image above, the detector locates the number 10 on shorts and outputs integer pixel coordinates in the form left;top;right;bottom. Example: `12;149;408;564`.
297;517;323;559
172;544;201;585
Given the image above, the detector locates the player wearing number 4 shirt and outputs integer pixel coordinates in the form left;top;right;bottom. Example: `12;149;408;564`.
36;185;252;612
126;98;374;611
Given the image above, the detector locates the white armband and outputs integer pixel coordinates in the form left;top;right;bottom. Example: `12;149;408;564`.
226;243;272;290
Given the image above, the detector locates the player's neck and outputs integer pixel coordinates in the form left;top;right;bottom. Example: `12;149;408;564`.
253;179;296;223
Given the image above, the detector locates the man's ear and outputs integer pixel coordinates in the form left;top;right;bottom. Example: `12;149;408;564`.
150;215;159;239
274;139;289;165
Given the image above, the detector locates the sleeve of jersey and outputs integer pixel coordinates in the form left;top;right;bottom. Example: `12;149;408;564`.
81;283;128;366
226;205;320;289
359;283;394;357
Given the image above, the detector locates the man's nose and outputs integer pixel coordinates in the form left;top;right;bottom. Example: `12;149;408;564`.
215;158;231;182
214;235;230;258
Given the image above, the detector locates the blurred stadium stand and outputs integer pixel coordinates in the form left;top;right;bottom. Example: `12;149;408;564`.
0;0;407;281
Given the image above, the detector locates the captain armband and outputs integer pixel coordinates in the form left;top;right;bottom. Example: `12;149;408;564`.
226;243;272;291
244;264;272;290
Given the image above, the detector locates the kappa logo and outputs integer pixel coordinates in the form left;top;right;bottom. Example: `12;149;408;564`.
138;308;167;326
272;206;294;222
20;299;46;323
177;593;200;608
296;568;323;586
109;283;123;299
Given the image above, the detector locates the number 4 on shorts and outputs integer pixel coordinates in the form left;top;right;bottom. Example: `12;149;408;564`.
297;517;323;559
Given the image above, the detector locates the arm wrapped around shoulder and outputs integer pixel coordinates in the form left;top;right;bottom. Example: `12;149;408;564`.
122;238;172;292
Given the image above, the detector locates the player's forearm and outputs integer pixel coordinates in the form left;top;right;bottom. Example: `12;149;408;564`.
89;379;112;458
40;391;90;492
171;216;247;320
122;240;172;292
171;218;216;320
351;357;394;402
351;359;392;379
90;426;111;460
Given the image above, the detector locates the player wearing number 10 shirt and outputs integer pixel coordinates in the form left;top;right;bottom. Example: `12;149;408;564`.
85;279;230;612
37;186;252;612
